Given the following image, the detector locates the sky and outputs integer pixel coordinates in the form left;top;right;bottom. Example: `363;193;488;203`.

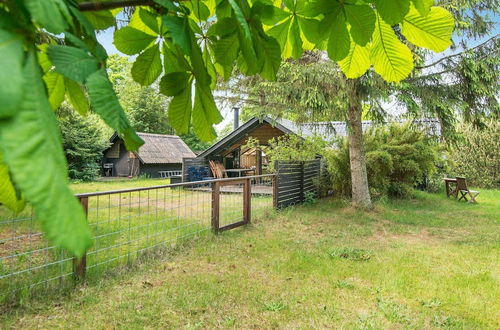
96;11;499;132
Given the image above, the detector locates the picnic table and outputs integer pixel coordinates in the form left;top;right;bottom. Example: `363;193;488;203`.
443;177;457;197
223;168;256;178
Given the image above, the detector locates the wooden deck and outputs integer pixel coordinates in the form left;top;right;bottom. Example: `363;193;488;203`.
190;184;273;195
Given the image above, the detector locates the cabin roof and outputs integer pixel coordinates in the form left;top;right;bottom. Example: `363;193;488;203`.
110;132;196;164
197;117;294;158
197;117;441;158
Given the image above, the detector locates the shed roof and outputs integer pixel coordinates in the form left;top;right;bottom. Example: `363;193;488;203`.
110;132;196;164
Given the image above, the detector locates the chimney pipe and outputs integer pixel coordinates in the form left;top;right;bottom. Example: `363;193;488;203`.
233;107;239;131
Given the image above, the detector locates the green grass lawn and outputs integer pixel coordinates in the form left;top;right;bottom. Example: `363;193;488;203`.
1;178;272;299
1;189;499;329
69;177;171;194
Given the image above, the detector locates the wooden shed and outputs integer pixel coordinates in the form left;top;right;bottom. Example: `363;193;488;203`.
102;132;196;178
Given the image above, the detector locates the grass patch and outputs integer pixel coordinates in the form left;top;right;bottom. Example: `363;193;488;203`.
329;247;373;261
0;188;499;328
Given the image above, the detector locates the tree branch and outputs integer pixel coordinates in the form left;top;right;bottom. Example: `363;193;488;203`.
416;34;499;69
78;0;155;12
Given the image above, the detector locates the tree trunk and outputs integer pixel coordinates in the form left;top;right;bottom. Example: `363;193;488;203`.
346;79;372;209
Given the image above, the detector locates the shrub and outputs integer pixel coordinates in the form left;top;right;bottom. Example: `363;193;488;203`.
58;106;109;181
449;120;499;188
325;123;438;198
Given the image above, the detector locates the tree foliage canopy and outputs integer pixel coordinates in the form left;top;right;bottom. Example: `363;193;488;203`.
0;0;454;256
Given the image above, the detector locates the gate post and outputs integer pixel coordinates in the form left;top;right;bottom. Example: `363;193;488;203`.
243;178;251;224
211;181;220;233
73;196;88;280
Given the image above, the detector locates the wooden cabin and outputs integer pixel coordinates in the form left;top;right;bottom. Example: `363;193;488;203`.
194;117;297;177
185;116;442;181
102;132;196;178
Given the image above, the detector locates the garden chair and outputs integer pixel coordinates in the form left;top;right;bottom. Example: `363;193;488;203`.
209;160;227;179
455;177;480;203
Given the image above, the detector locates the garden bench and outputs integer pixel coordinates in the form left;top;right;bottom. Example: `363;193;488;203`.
455;177;480;203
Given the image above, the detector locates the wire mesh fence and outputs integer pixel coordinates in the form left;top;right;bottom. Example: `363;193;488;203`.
0;175;276;301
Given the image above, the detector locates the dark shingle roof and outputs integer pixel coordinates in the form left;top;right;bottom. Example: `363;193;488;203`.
135;133;196;164
278;118;441;138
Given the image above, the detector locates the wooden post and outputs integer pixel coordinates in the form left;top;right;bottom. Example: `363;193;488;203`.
73;196;88;280
211;182;220;233
299;161;305;203
273;161;280;209
272;174;278;209
243;178;251;224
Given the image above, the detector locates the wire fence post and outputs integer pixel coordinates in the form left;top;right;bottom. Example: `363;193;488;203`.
73;196;88;281
211;182;220;233
243;177;251;224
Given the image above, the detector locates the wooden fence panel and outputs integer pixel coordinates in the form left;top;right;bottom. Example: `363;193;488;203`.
275;159;322;209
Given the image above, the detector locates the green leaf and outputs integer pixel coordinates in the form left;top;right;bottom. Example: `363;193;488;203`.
259;37;281;80
213;33;240;65
0;30;24;119
37;44;52;73
138;8;160;34
186;0;211;21
86;69;144;151
0;153;26;214
203;46;217;89
192;82;222;141
327;13;350;61
411;0;434;16
228;0;260;72
287;17;303;59
188;34;213;88
375;0;410;25
163;41;190;74
344;4;376;46
163;15;192;55
401;6;454;52
131;43;162;86
0;49;92;257
84;10;115;30
228;0;252;41
298;17;322;46
370;14;414;82
168;84;192;134
47;45;99;84
267;18;292;56
24;0;70;34
43;72;66;110
154;0;179;12
113;27;156;55
65;78;89;116
160;72;191;96
129;8;158;36
338;38;371;78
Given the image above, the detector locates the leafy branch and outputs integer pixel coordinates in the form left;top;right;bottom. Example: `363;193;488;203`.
416;34;499;70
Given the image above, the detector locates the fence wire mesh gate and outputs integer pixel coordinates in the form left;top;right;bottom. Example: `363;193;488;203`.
0;174;276;300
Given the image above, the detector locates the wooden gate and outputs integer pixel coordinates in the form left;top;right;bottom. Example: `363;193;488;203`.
211;178;251;232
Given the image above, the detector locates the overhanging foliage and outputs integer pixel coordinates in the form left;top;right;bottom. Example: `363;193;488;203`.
0;0;454;256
